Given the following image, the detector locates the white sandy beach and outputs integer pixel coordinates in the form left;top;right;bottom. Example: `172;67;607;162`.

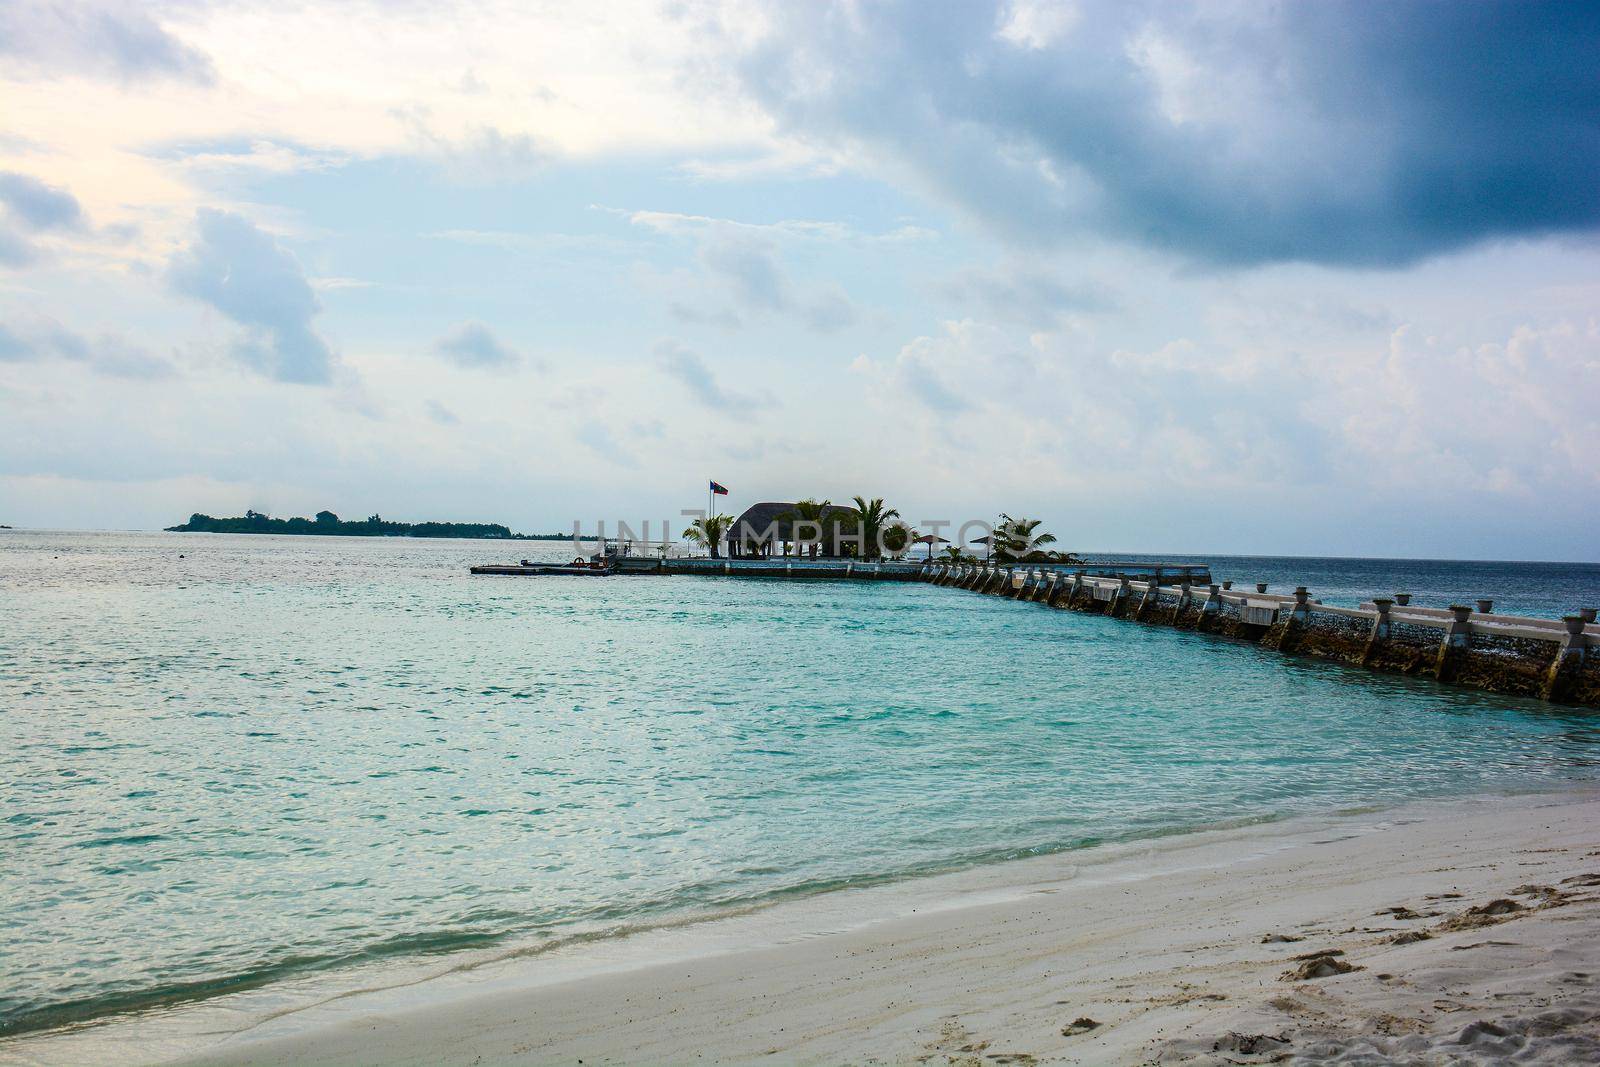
6;790;1597;1067
128;789;1600;1066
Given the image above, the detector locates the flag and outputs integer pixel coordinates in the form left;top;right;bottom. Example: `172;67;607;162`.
710;481;729;495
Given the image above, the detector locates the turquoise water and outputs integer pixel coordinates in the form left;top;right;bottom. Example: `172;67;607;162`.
3;531;1599;1039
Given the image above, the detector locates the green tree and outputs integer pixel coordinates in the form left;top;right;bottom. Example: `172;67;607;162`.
778;498;832;559
682;514;735;559
849;496;901;560
881;521;915;557
993;514;1058;562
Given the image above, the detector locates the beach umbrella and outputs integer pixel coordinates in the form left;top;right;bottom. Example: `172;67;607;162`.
970;534;994;560
912;533;950;560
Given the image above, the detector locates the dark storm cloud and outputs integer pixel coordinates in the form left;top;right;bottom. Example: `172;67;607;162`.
732;1;1600;267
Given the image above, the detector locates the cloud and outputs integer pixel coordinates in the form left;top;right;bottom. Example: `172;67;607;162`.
1329;319;1600;494
0;171;86;266
621;208;866;331
688;230;859;333
668;301;742;330
167;209;335;385
0;172;84;231
655;340;775;412
0;314;173;379
395;109;548;184
700;234;788;312
801;285;856;333
0;0;213;84
936;264;1113;329
622;207;933;246
0;228;39;268
425;399;459;425
575;419;635;466
154;138;346;178
851;325;976;415
431;321;527;370
310;276;373;292
729;1;1600;267
0;322;32;360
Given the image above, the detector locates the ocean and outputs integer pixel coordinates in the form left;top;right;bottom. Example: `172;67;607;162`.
4;530;1599;1046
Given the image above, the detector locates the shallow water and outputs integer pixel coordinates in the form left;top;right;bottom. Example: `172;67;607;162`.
3;531;1599;1039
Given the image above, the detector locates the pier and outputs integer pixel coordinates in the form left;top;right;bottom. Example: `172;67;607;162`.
472;550;1597;708
609;556;1210;584
917;560;1600;708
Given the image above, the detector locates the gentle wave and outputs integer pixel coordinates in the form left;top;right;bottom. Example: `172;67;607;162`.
3;531;1599;1039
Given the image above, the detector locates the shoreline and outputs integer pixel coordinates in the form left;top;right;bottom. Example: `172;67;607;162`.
7;786;1598;1066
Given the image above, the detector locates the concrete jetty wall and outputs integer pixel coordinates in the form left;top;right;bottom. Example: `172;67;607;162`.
613;555;1211;585
483;552;1594;707
921;561;1600;708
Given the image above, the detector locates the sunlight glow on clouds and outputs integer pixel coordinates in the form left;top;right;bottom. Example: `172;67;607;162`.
1;0;1597;559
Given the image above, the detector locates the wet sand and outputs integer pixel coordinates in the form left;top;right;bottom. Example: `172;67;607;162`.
136;789;1600;1066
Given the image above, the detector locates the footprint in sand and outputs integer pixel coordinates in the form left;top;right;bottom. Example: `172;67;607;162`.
1280;952;1357;981
1436;898;1525;932
1389;929;1433;945
1212;1031;1290;1055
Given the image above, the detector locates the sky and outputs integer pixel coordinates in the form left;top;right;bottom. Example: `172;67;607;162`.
1;0;1597;560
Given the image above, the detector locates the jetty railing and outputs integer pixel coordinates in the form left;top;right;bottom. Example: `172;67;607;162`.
916;561;1598;707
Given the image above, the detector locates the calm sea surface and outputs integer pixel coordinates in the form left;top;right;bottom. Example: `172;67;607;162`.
4;531;1599;1039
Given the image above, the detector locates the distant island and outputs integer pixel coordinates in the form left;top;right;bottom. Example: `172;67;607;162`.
167;511;579;540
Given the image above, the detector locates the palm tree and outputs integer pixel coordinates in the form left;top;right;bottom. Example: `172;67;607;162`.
682;514;735;559
849;496;901;560
881;521;915;558
993;514;1057;562
778;498;832;559
939;545;968;563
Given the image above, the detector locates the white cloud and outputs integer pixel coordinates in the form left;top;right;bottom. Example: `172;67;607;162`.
431;321;528;371
656;340;775;413
0;1;776;236
167;209;335;385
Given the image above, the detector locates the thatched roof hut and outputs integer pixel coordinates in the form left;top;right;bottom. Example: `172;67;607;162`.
727;501;854;556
